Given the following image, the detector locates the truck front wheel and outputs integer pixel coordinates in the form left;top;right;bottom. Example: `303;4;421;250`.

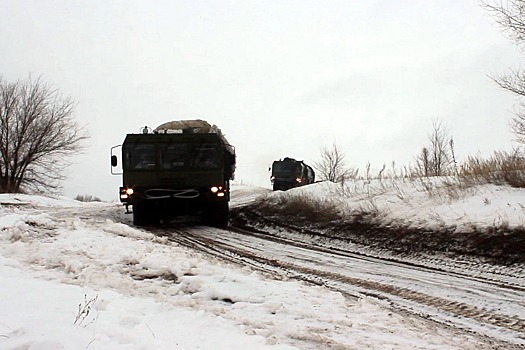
207;202;229;228
132;204;158;226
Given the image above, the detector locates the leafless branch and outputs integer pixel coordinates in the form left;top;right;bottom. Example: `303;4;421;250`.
482;1;525;144
481;0;525;48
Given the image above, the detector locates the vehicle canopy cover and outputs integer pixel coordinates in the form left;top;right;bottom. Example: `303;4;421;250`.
154;120;214;133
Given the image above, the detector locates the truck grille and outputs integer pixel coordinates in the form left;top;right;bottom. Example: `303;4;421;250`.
159;178;185;188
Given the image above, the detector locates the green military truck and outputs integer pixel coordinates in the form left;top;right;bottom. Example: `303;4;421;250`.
270;157;315;191
111;120;236;228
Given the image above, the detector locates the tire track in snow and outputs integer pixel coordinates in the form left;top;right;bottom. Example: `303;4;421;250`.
157;224;525;348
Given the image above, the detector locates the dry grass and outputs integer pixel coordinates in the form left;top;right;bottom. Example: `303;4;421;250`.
359;150;525;201
253;193;342;222
458;150;525;188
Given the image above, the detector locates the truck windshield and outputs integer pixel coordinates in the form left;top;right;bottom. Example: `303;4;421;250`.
160;143;220;170
124;144;156;170
192;145;220;169
273;162;300;175
124;143;221;170
160;144;187;169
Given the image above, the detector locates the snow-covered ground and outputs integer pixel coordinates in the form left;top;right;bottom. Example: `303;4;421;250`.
0;180;524;349
261;177;525;232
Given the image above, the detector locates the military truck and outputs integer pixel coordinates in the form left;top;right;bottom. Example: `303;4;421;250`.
111;120;236;228
270;157;315;191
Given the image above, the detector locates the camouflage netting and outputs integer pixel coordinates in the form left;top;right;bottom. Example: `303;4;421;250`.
154;120;232;149
154;119;236;177
154;120;214;133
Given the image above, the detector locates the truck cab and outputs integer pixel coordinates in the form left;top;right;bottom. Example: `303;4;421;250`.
112;121;235;227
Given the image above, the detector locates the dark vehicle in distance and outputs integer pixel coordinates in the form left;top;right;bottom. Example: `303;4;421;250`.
270;157;315;191
111;120;235;228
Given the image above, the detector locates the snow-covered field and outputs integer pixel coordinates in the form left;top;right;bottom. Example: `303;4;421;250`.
0;180;524;349
260;177;525;232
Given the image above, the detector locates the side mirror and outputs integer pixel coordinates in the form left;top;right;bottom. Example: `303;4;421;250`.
111;155;118;167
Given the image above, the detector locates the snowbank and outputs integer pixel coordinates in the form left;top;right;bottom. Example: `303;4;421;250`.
264;178;525;232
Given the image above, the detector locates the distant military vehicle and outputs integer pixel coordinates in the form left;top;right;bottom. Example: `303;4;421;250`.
111;120;236;228
270;157;315;191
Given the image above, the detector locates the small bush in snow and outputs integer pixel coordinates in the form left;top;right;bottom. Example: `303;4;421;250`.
75;194;102;202
74;294;98;327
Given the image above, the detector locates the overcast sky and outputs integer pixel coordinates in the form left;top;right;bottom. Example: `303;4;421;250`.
1;0;522;200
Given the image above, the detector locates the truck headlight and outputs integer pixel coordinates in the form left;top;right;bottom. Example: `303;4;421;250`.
211;186;224;196
120;187;134;200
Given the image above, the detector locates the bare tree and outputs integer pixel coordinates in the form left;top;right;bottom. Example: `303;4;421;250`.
313;141;356;183
0;76;88;193
429;120;452;175
415;120;453;177
415;147;431;177
482;0;525;143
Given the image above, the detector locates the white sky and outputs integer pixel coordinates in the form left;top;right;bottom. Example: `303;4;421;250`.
1;0;523;200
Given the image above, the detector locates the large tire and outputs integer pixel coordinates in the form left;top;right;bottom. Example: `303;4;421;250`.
133;204;158;226
207;202;229;228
